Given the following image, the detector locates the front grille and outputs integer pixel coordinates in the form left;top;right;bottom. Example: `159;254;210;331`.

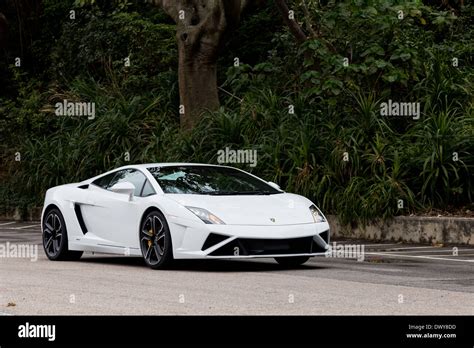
209;236;321;256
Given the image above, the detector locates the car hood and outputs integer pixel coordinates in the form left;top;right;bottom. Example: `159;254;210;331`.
167;193;315;226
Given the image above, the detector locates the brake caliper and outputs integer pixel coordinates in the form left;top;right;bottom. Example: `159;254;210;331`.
148;229;153;247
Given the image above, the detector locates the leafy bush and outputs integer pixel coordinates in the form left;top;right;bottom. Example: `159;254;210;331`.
1;0;473;225
9;76;179;199
51;11;177;95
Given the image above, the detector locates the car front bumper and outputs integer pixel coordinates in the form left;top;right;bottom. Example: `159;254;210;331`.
167;216;330;259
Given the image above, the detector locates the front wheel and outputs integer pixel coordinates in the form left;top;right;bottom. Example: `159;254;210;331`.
42;208;83;261
140;210;173;269
274;256;309;268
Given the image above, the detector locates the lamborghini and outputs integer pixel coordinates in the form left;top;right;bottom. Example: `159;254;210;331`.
41;164;330;269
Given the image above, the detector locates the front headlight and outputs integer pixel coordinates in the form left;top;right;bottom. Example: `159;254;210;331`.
309;205;326;223
186;206;225;225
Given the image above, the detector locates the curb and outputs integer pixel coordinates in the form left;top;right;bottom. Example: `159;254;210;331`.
328;215;473;246
0;207;42;221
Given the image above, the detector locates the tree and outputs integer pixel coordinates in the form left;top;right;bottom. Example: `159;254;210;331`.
274;0;307;43
0;13;7;49
153;0;259;129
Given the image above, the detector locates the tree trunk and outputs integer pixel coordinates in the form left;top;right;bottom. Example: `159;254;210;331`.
274;0;307;44
0;13;7;49
177;29;220;129
154;0;258;129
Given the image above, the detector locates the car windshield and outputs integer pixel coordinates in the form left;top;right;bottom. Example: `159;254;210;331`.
148;165;282;195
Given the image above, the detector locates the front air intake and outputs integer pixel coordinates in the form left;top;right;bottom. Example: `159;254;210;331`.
319;229;329;244
209;236;316;256
201;233;230;251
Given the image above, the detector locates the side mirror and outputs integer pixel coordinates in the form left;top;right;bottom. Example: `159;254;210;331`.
110;182;135;201
267;181;281;191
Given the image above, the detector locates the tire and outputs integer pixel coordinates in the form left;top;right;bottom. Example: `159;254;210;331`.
274;256;310;268
139;210;173;269
42;208;83;261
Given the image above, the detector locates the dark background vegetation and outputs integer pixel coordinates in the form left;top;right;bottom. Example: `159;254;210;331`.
0;0;472;224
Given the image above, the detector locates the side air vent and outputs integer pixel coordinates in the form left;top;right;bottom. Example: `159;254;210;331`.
78;184;89;189
201;233;230;251
74;204;88;234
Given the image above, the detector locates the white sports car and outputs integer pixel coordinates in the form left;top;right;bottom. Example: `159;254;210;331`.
41;163;330;269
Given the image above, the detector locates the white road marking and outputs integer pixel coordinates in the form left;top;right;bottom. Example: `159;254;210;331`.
379;249;473;254
360;243;403;247
379;246;444;250
353;267;404;273
11;224;40;230
0;222;16;226
338;243;403;248
437;253;474;257
366;252;474;263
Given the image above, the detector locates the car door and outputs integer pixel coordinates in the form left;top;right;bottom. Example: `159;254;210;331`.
82;169;148;250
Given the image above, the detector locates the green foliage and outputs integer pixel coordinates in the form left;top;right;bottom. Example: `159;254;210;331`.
1;0;473;225
8;76;179;199
51;11;177;92
192;1;474;223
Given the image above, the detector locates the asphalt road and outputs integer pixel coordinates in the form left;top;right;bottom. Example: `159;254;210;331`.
0;221;473;315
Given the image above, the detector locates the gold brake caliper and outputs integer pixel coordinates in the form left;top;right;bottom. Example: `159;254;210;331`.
147;229;153;247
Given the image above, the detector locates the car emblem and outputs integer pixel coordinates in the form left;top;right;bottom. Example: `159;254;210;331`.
270;218;276;223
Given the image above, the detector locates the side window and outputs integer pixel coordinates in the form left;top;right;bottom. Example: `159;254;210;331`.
92;171;118;189
141;179;156;197
108;169;146;197
107;169;130;189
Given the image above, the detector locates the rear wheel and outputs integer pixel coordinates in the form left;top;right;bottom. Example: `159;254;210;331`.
42;208;83;261
274;256;309;268
140;210;173;269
